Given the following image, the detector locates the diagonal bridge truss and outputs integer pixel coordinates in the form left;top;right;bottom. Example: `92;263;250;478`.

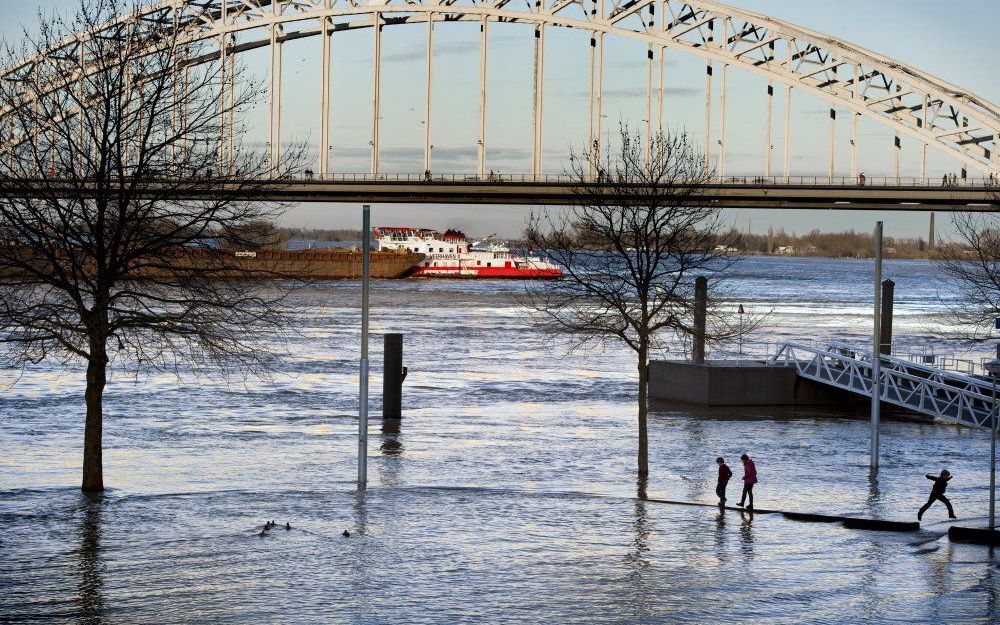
2;0;998;179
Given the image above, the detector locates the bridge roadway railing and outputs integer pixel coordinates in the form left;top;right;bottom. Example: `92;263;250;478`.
288;173;997;188
770;340;998;429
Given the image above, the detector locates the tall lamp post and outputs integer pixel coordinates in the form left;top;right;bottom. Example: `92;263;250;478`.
985;358;1000;529
358;204;371;491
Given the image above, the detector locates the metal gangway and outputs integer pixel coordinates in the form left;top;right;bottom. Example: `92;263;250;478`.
770;341;997;429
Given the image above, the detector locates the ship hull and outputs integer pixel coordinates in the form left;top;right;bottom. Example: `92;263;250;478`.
411;266;562;279
230;249;424;279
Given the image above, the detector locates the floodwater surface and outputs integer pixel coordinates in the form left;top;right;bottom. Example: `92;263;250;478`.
2;257;1000;623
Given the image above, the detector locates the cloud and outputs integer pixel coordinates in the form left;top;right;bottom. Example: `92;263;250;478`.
364;39;486;64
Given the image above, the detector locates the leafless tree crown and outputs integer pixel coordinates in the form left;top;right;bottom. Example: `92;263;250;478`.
937;184;1000;338
0;0;304;375
522;126;749;355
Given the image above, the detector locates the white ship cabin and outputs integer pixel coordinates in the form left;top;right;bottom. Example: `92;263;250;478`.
374;227;468;255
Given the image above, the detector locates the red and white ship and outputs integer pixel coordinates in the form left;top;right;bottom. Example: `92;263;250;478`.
374;227;562;279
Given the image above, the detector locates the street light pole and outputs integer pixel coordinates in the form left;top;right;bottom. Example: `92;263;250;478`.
871;221;883;471
992;374;997;529
358;204;371;491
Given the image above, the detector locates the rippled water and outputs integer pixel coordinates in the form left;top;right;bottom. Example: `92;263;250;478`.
3;256;1000;623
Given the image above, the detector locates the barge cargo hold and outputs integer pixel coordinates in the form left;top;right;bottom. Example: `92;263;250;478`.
221;248;424;279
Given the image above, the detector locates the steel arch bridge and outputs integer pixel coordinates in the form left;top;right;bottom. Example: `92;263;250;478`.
3;0;999;181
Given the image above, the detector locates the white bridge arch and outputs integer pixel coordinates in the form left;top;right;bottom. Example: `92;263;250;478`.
3;0;999;179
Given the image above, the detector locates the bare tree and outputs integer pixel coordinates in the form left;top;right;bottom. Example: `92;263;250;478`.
937;182;1000;340
523;126;751;493
0;0;304;491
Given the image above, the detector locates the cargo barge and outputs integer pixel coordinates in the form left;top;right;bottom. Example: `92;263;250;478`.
219;248;423;279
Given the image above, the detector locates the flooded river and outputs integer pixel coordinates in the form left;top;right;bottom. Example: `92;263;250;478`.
3;257;999;623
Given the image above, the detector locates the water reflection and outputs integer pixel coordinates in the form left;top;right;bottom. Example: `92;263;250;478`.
859;533;889;619
715;509;730;564
625;499;652;623
739;510;755;560
985;555;999;620
75;492;105;624
865;469;885;518
378;419;404;486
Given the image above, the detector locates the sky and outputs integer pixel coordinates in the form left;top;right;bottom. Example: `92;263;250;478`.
2;0;997;238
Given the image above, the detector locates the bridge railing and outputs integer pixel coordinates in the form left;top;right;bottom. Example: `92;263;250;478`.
287;172;999;188
770;340;998;428
6;170;996;188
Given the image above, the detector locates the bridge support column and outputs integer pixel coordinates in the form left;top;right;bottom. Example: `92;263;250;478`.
268;24;276;171
851;113;859;180
718;64;727;180
268;25;285;172
588;33;595;177
704;62;712;171
372;13;383;176
646;45;653;167
477;18;488;177
532;25;546;179
880;279;894;355
228;46;235;173
219;34;227;170
765;82;773;178
783;86;792;182
657;46;665;136
828;108;836;182
920;143;927;180
693;276;707;363
894;134;901;182
590;31;604;175
320;15;331;176
424;15;434;176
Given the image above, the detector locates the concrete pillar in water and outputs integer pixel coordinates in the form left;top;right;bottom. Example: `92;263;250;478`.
383;333;405;419
879;279;894;355
693;276;707;363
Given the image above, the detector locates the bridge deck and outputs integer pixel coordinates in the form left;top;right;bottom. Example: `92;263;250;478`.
2;176;995;209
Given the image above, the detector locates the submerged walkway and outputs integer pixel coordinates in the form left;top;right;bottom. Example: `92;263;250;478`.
644;497;1000;540
645;497;919;531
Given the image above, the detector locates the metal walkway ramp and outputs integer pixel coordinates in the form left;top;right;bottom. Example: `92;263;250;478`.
770;341;997;429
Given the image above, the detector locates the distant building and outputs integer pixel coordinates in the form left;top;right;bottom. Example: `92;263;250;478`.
713;244;740;254
776;244;818;256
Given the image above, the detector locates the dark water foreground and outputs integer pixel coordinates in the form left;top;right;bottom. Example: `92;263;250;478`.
3;258;1000;623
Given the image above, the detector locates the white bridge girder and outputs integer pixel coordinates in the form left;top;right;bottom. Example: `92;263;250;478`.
1;0;998;175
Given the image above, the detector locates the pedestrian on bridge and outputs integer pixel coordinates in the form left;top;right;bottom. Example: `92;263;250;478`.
917;469;956;521
716;457;733;506
738;453;757;511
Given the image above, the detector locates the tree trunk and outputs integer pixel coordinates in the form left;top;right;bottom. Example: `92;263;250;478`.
82;337;108;492
637;343;649;492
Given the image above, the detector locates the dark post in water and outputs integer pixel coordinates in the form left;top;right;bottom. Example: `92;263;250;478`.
879;279;895;355
383;333;406;419
693;276;708;363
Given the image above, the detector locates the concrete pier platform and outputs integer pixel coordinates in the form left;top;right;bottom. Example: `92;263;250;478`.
648;360;863;406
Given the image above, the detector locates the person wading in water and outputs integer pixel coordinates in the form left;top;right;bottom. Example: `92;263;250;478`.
917;469;957;521
738;454;757;511
716;457;733;506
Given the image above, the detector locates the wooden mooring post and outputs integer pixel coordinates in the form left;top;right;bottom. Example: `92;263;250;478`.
383;333;406;419
879;279;894;355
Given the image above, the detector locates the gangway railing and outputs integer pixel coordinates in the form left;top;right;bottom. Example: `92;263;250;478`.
770;341;998;429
